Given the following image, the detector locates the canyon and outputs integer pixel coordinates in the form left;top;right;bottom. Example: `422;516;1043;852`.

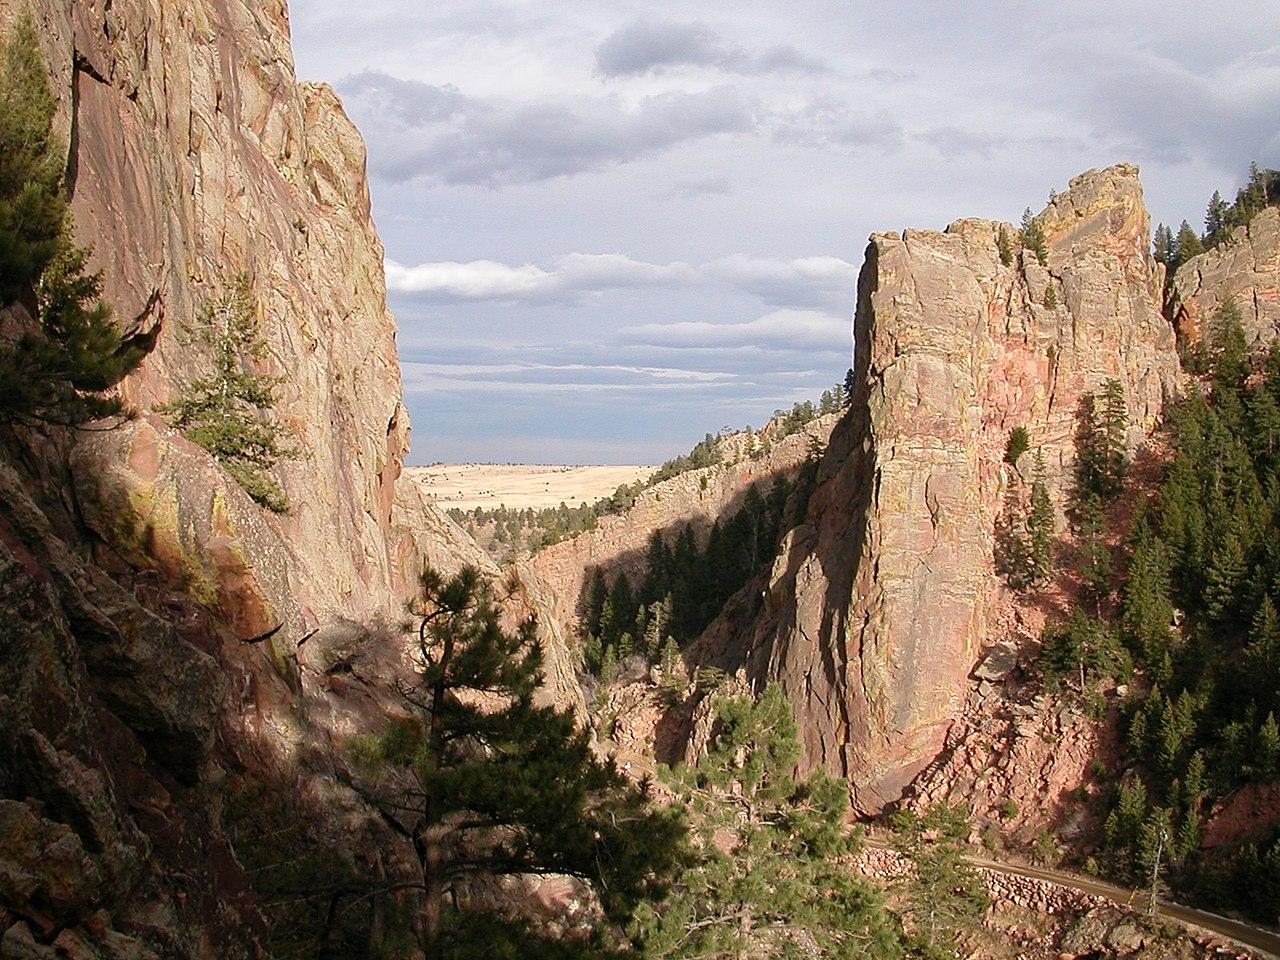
2;0;1279;957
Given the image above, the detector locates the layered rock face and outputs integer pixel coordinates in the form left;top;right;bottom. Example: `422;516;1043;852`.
1170;205;1280;346
524;413;838;647
730;165;1179;811
1;0;410;642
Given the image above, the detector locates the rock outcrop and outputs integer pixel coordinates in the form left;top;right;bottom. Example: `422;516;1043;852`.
722;165;1180;811
2;0;411;638
524;413;838;646
1170;205;1280;347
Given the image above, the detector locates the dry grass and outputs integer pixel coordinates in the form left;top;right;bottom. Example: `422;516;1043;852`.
404;463;655;511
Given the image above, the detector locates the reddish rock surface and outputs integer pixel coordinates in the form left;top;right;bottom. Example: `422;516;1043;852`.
708;165;1180;812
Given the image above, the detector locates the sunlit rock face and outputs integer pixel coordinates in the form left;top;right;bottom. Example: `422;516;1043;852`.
1170;205;1280;348
2;0;411;638
728;165;1179;812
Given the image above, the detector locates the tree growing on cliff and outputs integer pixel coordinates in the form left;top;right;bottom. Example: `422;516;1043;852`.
997;225;1014;266
890;803;989;960
159;277;299;512
353;565;686;959
1020;207;1048;266
634;684;905;959
0;15;143;429
1004;426;1030;465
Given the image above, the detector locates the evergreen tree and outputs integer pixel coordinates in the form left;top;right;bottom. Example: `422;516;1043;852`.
356;566;685;958
1040;611;1130;693
1104;779;1149;880
1043;283;1058;309
1075;491;1112;614
159;278;298;511
1004;425;1030;465
819;389;835;415
600;572;636;651
1174;219;1205;266
0;17;143;427
1208;300;1250;404
1098;378;1129;491
1028;452;1055;585
890;803;989;960
1020;207;1048;266
997;225;1014;266
636;685;904;959
843;367;857;407
0;13;63;304
1152;223;1174;269
1253;713;1280;781
1205;190;1229;241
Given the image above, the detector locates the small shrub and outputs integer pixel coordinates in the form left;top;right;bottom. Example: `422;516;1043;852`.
1005;426;1030;465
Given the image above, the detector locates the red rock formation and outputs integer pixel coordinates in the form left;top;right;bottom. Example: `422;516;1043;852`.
1170;205;1280;348
524;413;838;648
0;0;414;638
721;166;1180;812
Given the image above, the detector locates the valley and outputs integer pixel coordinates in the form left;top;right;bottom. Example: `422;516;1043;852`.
0;1;1278;959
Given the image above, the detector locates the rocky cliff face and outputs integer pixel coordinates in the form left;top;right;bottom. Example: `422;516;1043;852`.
524;413;838;650
2;0;411;645
719;165;1179;812
0;2;517;955
1170;205;1280;346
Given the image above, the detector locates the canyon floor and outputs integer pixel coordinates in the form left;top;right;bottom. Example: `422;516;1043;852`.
404;463;655;509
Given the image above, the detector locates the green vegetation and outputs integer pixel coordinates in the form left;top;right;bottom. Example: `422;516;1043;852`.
995;445;1055;590
1019;207;1048;266
1030;307;1280;924
1043;283;1057;310
996;225;1014;266
889;804;989;960
352;565;686;959
636;685;905;958
159;277;299;512
579;467;813;677
452;383;846;563
0;15;143;428
1153;163;1279;278
1004;425;1030;465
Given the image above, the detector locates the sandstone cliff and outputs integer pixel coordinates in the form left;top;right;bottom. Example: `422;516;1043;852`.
524;412;839;652
1;0;411;649
717;165;1180;812
1169;205;1280;346
0;2;514;955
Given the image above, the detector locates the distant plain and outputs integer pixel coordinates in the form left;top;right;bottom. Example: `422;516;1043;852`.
405;464;654;510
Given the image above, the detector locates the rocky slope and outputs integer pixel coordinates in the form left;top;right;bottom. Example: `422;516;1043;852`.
1170;205;1280;347
524;412;838;649
0;1;517;956
5;0;412;647
705;165;1181;812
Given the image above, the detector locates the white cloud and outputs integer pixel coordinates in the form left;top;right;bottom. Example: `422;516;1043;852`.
385;253;856;310
594;19;826;78
626;309;850;351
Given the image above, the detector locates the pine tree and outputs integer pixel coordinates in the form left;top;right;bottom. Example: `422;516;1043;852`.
1152;223;1174;269
1205;190;1229;241
1254;713;1280;781
1020;207;1048;266
819;389;835;415
1005;425;1030;465
843;367;856;407
636;685;904;959
1043;283;1058;309
0;13;63;305
1027;452;1055;584
1075;491;1112;614
1104;779;1149;880
0;17;143;427
583;566;608;637
1208;299;1250;403
1174;220;1205;266
997;224;1014;266
356;565;686;958
1203;531;1246;625
1098;378;1129;491
890;803;989;959
159;278;299;511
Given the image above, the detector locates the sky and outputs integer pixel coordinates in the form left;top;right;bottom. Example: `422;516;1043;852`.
288;0;1280;465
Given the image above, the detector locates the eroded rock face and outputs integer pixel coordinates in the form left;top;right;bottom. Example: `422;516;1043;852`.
1;0;410;635
524;414;838;648
730;165;1179;811
1170;206;1280;347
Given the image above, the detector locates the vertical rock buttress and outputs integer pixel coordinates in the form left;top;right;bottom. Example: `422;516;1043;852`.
746;165;1180;811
